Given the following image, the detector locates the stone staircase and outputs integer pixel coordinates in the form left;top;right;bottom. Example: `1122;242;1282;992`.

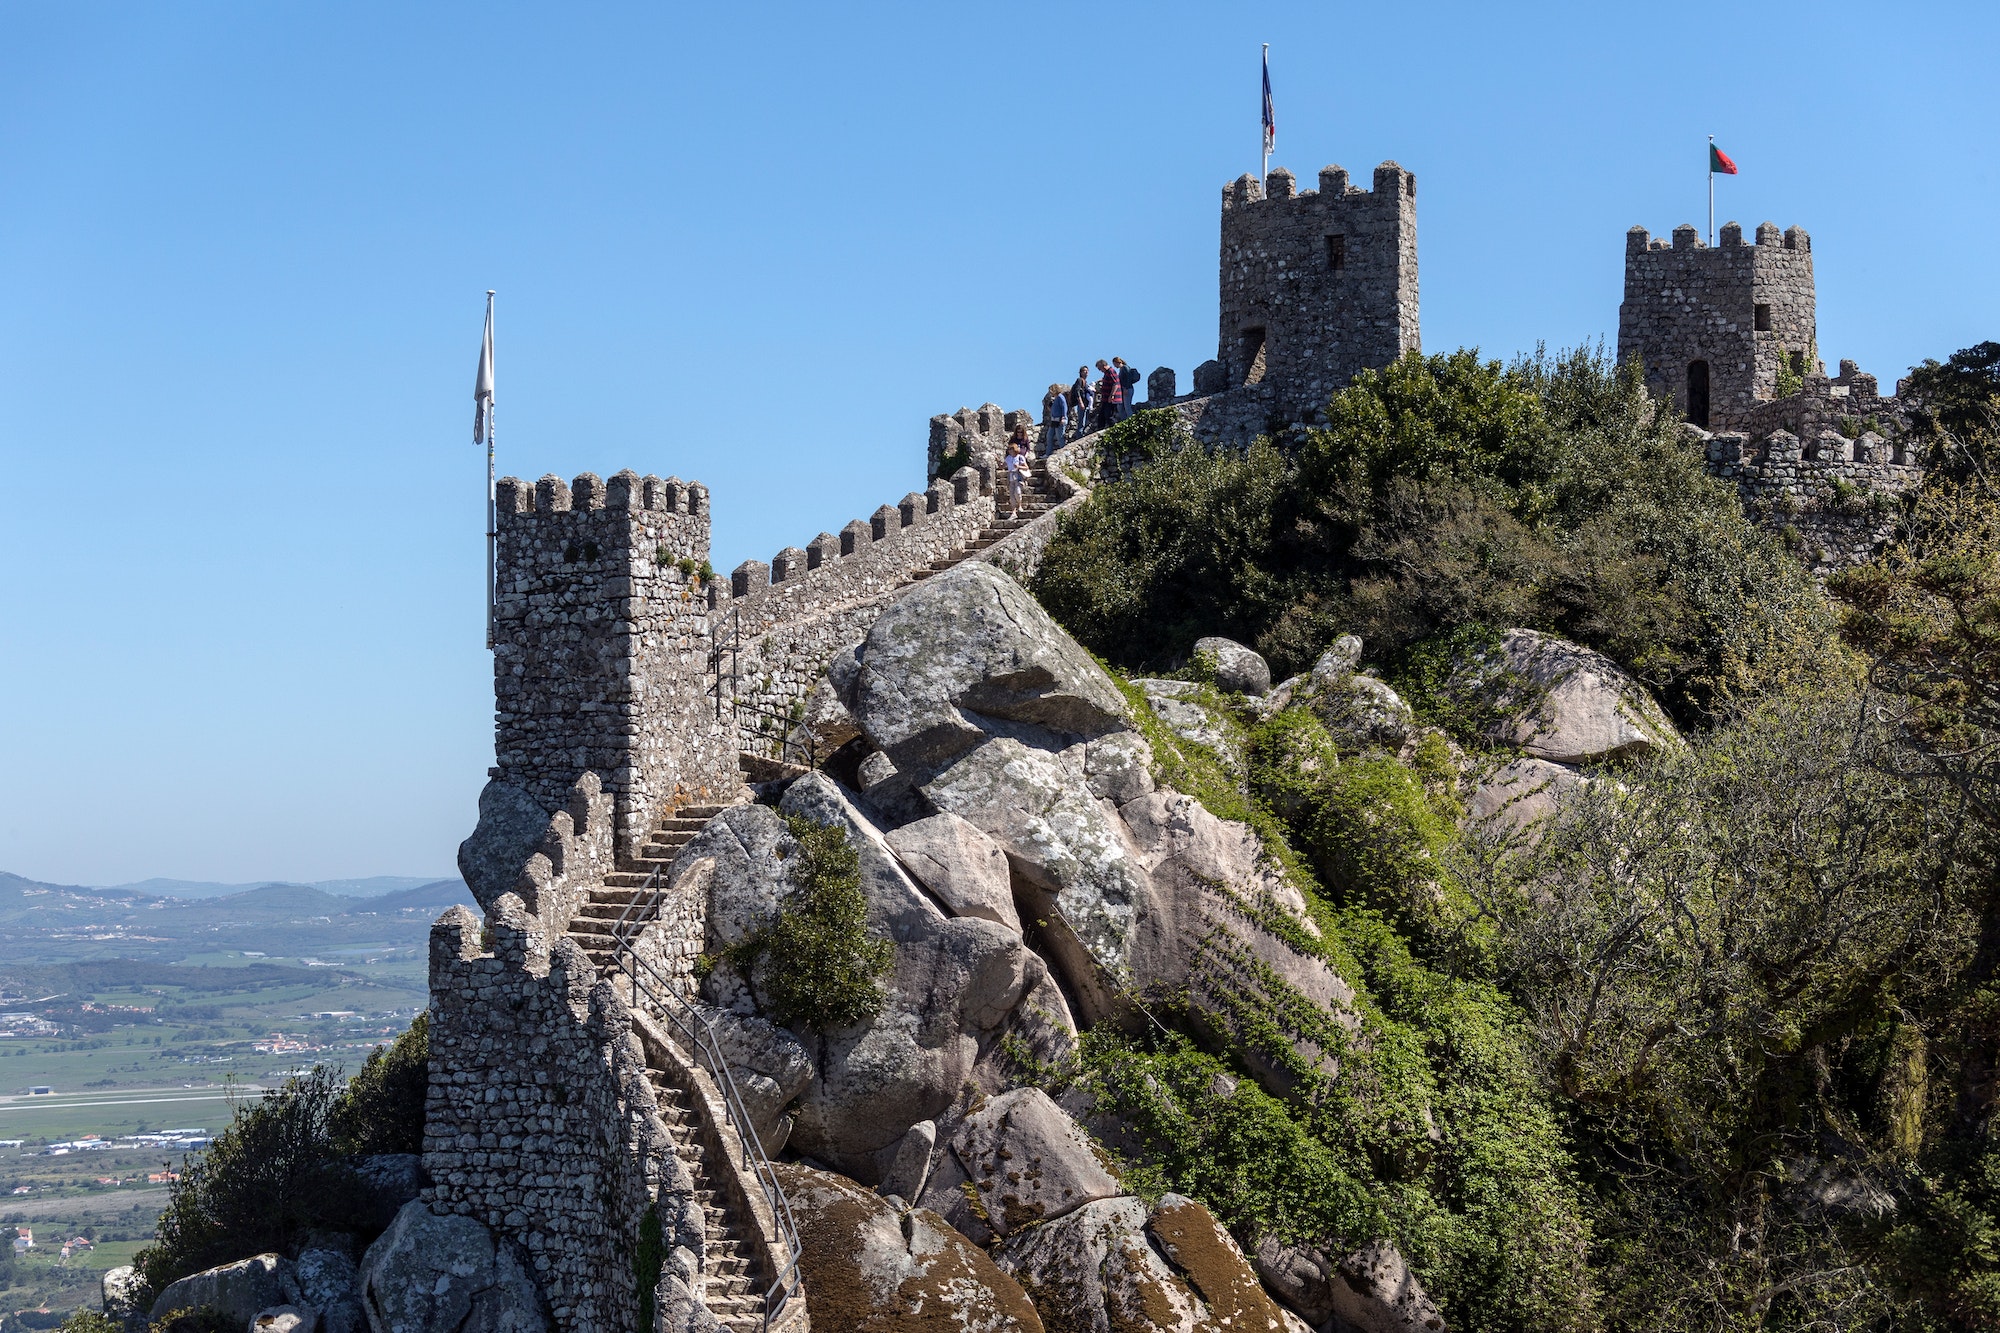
909;460;1057;581
561;793;800;1331
648;1069;783;1332
566;801;733;973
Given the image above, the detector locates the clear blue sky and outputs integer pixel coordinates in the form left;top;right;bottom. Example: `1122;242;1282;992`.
2;2;1992;885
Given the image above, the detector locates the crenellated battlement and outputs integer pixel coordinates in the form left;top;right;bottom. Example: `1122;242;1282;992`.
719;464;999;634
1214;159;1419;421
1619;219;1817;427
490;470;736;861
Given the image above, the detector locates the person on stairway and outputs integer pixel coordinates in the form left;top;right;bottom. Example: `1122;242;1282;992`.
1072;366;1094;434
1095;359;1122;431
1042;383;1068;455
1115;357;1141;420
1004;434;1029;520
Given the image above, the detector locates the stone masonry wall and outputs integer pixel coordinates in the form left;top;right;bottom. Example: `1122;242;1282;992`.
730;456;1092;758
927;403;1036;480
1699;425;1923;574
493;470;740;858
718;464;1000;643
425;897;685;1333
507;772;615;939
1618;221;1816;427
1217;161;1419;423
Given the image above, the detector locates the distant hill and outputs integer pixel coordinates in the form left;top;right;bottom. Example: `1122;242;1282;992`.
0;871;478;966
103;874;455;899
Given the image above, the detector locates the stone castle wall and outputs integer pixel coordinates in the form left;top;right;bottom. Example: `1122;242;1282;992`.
721;465;1000;642
1216;161;1419;423
425;898;687;1333
506;772;615;938
727;461;1090;757
1698;425;1922;574
493;471;738;858
1618;221;1816;427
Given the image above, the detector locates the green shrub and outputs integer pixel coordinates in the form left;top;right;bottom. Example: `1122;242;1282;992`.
730;815;893;1031
329;1010;428;1156
136;1069;373;1300
54;1313;122;1333
1033;346;1836;726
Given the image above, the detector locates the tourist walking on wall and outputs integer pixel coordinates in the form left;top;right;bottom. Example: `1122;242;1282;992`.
1072;366;1094;435
1003;435;1029;520
1096;359;1123;431
1042;383;1068;455
1115;357;1141;421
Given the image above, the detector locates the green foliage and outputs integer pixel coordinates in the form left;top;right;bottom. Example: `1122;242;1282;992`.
1904;340;2000;476
1383;622;1512;747
729;815;893;1032
329;1009;429;1156
136;1069;374;1300
634;1206;664;1332
1033;346;1835;725
933;435;973;481
55;1314;121;1333
1775;346;1806;399
1460;684;1979;1328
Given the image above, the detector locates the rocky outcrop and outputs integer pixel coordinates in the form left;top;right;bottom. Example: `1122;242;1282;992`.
847;561;1134;778
1465;756;1589;839
1450;629;1677;763
1253;1238;1445;1333
150;1254;293;1326
349;1153;427;1232
357;1200;550;1333
456;779;550;912
1135;680;1244;775
998;1193;1292;1333
918;737;1150;1025
886;813;1020;931
775;1162;1045;1332
917;1088;1123;1243
689;772;1075;1183
1193;637;1272;696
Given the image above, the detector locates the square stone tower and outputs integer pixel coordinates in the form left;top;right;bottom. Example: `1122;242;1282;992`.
1617;221;1816;429
1216;162;1420;420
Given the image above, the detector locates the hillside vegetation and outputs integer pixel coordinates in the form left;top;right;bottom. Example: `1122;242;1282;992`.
1031;348;2000;1330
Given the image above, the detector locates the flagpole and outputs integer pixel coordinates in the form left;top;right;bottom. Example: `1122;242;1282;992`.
1707;135;1714;247
484;290;497;652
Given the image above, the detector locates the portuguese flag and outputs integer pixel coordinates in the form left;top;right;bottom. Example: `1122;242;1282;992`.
1710;143;1739;175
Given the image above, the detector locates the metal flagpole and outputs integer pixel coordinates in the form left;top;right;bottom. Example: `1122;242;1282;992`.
484;290;497;651
1707;136;1715;246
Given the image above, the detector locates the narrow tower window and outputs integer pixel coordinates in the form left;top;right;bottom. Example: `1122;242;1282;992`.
1754;303;1771;331
1240;328;1268;386
1686;360;1710;428
1325;234;1346;271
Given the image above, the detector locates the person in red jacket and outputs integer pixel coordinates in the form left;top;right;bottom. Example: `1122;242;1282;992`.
1095;359;1122;431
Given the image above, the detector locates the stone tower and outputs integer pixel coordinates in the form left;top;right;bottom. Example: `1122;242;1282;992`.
488;470;738;857
1214;161;1421;421
1617;221;1817;429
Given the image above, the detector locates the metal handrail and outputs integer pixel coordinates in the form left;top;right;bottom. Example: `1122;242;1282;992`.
708;606;818;770
607;853;805;1330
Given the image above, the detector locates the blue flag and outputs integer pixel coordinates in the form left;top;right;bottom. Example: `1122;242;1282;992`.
1261;48;1275;157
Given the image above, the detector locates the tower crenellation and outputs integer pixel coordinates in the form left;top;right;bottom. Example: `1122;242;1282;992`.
1212;160;1420;423
1618;219;1817;427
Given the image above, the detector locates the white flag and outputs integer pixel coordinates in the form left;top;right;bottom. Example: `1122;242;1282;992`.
473;293;495;445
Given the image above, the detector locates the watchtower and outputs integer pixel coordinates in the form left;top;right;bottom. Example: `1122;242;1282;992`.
1617;221;1817;429
1215;161;1420;419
